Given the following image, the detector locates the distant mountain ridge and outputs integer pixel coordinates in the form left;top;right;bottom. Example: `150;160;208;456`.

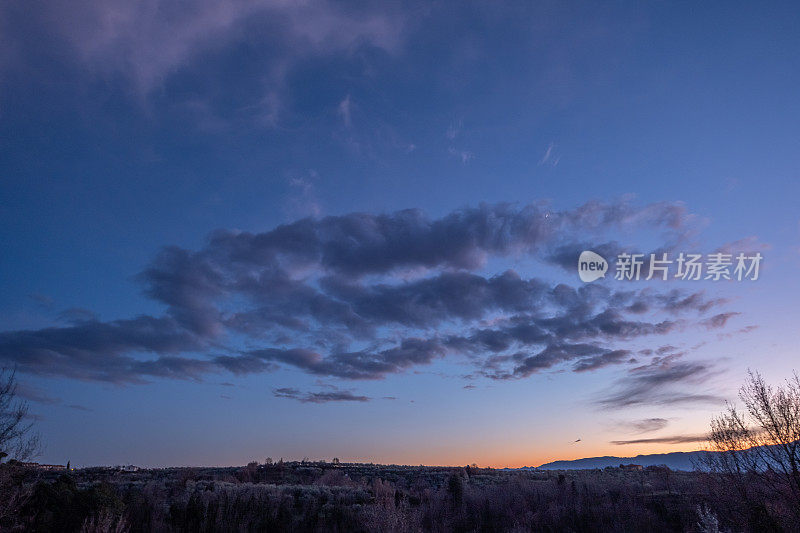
536;450;709;471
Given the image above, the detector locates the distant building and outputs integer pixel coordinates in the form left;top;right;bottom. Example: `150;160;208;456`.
20;462;65;471
118;465;140;472
619;463;643;471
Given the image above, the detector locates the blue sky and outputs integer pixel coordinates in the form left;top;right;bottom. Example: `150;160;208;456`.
1;1;799;467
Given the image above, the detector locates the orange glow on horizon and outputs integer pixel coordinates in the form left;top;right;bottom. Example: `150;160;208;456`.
337;442;709;469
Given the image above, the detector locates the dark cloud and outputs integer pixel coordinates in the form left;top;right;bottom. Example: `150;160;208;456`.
320;270;548;328
137;201;698;336
572;349;632;372
545;241;625;272
511;343;604;377
543;309;680;339
0;201;741;387
272;387;370;403
0;317;206;383
716;324;759;340
611;434;707;445
656;291;727;314
246;338;448;380
139;246;226;337
213;354;277;376
701;312;740;330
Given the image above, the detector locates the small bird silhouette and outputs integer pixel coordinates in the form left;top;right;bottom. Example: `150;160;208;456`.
573;438;582;443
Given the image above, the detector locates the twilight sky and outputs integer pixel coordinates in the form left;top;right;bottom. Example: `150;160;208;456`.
1;1;799;468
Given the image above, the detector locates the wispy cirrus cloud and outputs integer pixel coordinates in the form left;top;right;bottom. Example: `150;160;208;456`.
448;147;474;164
0;0;407;133
596;354;727;410
538;142;560;167
15;381;92;412
2;1;405;95
273;387;370;403
611;434;707;445
15;382;61;405
618;417;670;434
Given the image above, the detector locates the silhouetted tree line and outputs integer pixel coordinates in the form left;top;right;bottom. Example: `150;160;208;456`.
2;370;800;531
0;461;784;532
